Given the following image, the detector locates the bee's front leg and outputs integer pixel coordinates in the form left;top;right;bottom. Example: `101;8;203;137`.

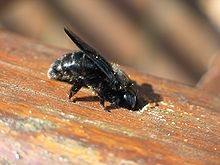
99;97;105;107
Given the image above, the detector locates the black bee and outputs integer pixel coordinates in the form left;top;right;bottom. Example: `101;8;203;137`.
48;28;137;110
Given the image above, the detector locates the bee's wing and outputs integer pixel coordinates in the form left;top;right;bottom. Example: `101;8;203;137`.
64;27;115;80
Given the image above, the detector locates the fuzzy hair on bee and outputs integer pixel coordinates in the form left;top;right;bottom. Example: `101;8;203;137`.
48;27;137;110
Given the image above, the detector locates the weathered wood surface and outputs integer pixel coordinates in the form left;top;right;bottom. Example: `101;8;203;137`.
0;30;219;165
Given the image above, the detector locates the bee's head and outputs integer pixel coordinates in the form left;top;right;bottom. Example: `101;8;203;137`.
118;87;137;110
47;53;74;83
111;65;138;109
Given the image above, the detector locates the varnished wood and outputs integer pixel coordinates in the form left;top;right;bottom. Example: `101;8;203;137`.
0;30;219;165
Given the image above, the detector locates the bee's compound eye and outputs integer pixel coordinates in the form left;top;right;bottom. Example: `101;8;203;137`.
123;93;128;99
123;93;136;109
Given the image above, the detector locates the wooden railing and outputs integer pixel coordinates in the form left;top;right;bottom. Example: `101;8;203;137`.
0;30;219;164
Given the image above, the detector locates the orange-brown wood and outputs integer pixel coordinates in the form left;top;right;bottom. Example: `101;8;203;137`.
0;30;219;165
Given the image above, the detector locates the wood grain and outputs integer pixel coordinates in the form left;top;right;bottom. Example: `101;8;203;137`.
0;30;219;165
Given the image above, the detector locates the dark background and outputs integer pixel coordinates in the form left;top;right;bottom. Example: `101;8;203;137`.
1;0;220;85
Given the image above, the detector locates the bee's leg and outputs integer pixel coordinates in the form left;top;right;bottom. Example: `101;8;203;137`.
99;97;105;107
103;98;119;111
68;78;83;100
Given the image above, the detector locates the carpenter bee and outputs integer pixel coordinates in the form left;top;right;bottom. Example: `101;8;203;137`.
48;28;137;110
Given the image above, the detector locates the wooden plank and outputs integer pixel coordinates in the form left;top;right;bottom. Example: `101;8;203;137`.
0;30;219;165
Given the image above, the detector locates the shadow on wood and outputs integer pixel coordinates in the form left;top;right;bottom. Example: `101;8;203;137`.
69;82;163;112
